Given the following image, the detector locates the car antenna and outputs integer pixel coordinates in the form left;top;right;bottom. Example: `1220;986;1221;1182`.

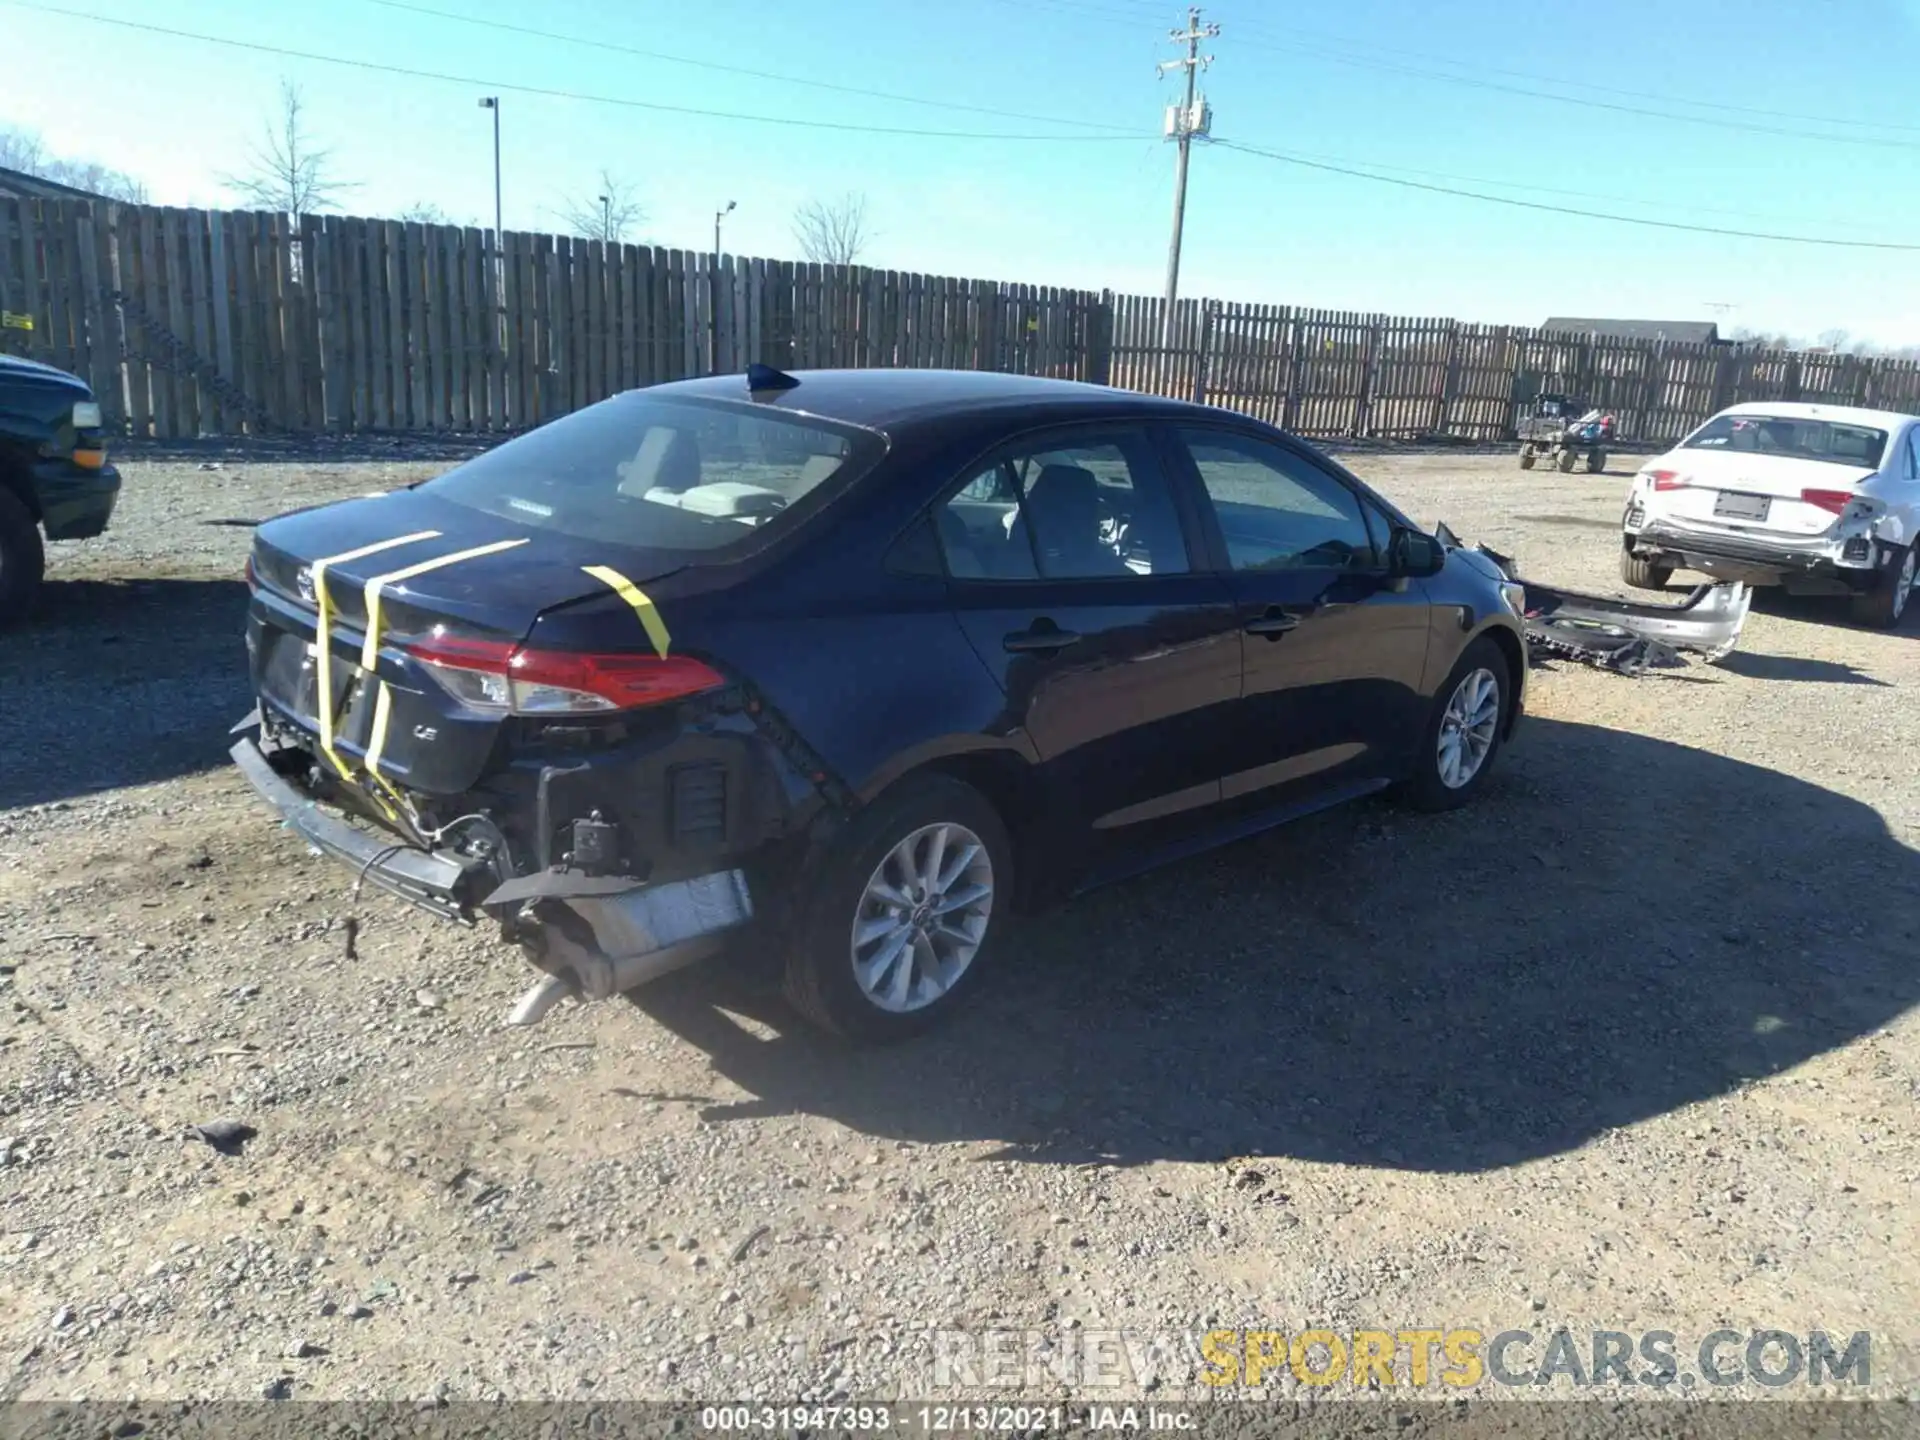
746;362;801;399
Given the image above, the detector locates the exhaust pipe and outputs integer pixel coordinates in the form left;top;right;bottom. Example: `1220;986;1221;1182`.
507;971;578;1027
503;870;754;1027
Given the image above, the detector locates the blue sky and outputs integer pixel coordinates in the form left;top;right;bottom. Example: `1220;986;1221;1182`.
4;0;1918;343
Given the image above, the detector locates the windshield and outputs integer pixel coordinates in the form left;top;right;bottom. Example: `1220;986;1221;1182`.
1682;414;1887;469
421;393;883;553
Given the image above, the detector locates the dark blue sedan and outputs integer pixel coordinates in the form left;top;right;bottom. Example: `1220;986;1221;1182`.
232;368;1526;1040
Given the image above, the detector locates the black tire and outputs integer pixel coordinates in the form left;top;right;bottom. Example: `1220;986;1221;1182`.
1517;445;1537;470
1847;542;1917;629
781;773;1014;1043
1556;447;1579;473
1619;542;1673;591
1397;636;1512;814
1586;449;1608;474
0;487;46;625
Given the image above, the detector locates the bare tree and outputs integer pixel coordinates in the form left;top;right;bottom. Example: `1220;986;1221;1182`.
397;201;453;225
0;126;149;202
224;81;353;217
1817;327;1852;352
1729;326;1801;350
555;172;646;243
792;192;871;266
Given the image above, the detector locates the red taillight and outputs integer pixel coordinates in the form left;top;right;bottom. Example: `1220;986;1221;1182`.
404;635;725;715
1800;488;1854;515
1647;469;1686;490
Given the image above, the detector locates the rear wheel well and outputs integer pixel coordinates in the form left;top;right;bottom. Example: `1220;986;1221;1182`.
900;750;1050;912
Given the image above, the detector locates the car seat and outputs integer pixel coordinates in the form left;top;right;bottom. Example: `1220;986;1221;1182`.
1009;464;1128;577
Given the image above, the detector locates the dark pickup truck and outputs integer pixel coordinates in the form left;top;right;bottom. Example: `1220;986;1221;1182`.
0;354;122;620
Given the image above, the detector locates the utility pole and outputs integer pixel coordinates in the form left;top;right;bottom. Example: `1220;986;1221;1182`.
715;199;736;258
598;194;611;241
1158;7;1218;365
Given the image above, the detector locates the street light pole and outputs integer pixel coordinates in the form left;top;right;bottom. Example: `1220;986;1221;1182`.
711;201;736;374
477;96;501;240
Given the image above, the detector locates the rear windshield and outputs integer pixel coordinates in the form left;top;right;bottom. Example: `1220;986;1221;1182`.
421;393;883;553
1683;414;1887;469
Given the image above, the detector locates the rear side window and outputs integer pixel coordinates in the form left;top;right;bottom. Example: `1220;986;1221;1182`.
937;433;1190;581
422;394;882;554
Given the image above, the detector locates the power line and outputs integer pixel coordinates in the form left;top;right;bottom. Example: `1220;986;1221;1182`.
970;0;1920;148
362;0;1142;135
1225;16;1920;134
1207;31;1920;152
1213;138;1920;251
15;0;1911;254
1260;143;1887;232
2;2;1153;144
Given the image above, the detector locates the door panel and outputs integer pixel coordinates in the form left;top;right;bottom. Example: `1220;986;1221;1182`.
947;576;1242;827
935;428;1244;859
1170;427;1434;804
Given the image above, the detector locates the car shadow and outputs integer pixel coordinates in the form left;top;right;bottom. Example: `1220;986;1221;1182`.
0;578;252;809
626;716;1920;1174
1714;651;1891;686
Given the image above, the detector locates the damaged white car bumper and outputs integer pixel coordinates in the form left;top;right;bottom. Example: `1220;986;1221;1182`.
1439;525;1752;673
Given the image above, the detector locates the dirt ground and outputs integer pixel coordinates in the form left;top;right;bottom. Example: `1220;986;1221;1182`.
1;440;1916;1407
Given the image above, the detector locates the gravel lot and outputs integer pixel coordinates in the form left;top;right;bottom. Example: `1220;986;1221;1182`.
2;437;1917;1408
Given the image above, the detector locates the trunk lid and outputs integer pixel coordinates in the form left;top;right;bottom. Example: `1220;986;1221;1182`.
247;488;693;798
1646;451;1876;537
252;487;687;629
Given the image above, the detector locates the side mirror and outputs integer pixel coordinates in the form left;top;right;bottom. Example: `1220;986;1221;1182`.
1389;528;1447;580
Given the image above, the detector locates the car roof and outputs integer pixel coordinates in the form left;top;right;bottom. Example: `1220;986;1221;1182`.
640;368;1219;431
1715;400;1917;431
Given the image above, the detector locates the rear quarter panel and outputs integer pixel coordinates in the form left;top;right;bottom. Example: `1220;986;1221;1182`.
654;556;1031;803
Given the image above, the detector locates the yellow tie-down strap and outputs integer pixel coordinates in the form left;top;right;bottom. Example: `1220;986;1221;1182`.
581;563;671;658
358;538;531;807
311;531;442;785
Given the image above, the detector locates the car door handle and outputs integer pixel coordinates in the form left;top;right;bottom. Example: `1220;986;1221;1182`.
1003;623;1082;654
1243;609;1303;638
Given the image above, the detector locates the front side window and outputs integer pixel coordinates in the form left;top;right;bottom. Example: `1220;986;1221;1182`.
422;393;881;554
1682;414;1888;469
1177;429;1379;572
937;433;1190;582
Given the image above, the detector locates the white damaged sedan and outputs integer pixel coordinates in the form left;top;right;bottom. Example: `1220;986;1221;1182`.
1620;402;1920;627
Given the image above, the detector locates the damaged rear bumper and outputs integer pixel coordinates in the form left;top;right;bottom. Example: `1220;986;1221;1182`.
1443;527;1752;673
1516;574;1752;665
231;734;488;922
1627;519;1885;589
231;725;760;1023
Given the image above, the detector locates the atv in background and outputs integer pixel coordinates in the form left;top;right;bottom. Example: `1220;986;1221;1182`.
1517;392;1615;474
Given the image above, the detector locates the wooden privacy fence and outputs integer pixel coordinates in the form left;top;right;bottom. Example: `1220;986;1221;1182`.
6;197;1920;446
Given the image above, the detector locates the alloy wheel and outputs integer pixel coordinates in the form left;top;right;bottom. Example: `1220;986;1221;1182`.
850;822;994;1013
1437;667;1501;790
